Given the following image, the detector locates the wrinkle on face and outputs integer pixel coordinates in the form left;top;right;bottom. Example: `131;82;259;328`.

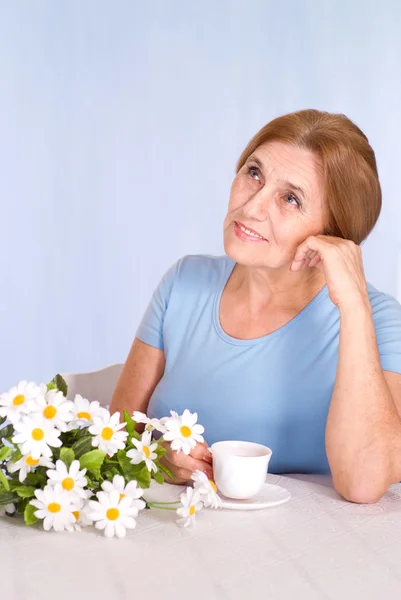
222;141;327;306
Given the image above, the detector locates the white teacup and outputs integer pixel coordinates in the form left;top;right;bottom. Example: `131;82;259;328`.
210;440;272;500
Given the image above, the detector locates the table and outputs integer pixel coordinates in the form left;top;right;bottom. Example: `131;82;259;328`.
1;473;401;600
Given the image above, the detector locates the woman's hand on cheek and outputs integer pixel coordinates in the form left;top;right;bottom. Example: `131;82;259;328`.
290;235;369;310
159;440;213;485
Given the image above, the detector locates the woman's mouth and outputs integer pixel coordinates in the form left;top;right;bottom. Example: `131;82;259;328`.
234;221;268;243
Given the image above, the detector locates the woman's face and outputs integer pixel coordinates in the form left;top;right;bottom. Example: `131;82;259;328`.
224;141;326;270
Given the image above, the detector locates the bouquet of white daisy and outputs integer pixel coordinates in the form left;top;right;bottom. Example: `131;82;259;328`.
0;375;221;538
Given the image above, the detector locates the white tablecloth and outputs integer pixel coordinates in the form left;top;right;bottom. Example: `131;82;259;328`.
1;473;401;600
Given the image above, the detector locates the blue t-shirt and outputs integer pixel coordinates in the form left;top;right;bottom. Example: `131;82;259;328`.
135;254;401;475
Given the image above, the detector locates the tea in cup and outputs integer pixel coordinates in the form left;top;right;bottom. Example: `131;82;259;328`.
210;440;272;500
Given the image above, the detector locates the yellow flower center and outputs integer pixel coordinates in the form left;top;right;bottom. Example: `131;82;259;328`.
72;510;80;521
119;493;125;502
32;428;44;441
145;424;152;431
77;411;91;420
101;426;114;441
189;505;196;516
143;446;150;458
106;508;119;521
48;502;61;513
43;405;57;419
209;480;217;493
62;477;75;491
25;456;39;467
180;425;192;438
13;394;25;406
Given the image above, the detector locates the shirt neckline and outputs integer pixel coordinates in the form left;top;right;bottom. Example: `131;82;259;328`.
213;255;329;346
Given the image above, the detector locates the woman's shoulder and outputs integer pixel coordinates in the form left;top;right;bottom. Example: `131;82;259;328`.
173;253;233;287
367;283;401;324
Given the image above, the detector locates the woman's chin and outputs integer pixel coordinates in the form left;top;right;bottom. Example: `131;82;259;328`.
224;238;286;269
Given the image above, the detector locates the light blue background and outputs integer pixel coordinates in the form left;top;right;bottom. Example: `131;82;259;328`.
1;1;400;391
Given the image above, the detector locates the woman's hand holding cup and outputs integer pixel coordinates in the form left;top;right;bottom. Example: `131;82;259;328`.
159;440;213;485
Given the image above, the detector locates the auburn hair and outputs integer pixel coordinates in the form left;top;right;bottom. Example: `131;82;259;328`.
236;109;381;244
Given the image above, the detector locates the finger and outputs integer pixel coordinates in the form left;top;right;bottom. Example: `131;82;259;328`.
305;250;318;267
292;240;313;262
190;441;213;464
308;253;321;268
166;448;214;476
292;250;321;271
291;236;326;269
162;455;213;484
159;454;191;484
291;257;308;272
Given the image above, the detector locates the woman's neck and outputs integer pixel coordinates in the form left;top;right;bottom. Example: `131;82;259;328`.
228;262;326;314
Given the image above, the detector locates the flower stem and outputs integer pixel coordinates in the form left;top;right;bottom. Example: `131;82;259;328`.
147;501;179;511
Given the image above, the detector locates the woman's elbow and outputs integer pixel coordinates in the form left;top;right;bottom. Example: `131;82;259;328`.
333;476;387;504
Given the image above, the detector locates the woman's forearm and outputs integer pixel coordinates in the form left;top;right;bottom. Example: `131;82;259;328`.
326;294;401;503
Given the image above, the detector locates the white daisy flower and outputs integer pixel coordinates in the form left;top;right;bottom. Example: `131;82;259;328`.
0;381;46;424
71;500;93;531
68;395;108;430
8;454;54;483
46;459;90;500
87;489;145;538
12;414;62;459
31;389;74;432
30;485;79;532
126;431;158;473
176;487;203;528
163;409;205;455
132;411;167;434
88;411;128;457
101;474;147;506
191;470;222;509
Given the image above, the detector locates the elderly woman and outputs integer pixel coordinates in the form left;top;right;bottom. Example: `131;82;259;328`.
110;109;401;504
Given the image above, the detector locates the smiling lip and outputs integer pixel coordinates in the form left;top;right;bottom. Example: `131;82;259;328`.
234;221;267;242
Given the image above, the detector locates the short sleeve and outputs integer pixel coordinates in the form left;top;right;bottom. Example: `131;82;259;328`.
135;258;181;351
371;290;401;375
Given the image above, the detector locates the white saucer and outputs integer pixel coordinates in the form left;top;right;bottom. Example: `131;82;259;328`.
143;480;291;511
218;483;291;510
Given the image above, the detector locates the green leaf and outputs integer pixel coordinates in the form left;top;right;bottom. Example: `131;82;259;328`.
123;410;134;436
133;464;151;488
0;447;12;462
122;410;141;441
152;471;164;485
24;470;46;487
13;485;35;499
117;451;151;488
0;468;10;491
79;450;106;476
0;491;18;506
10;447;22;463
101;464;121;482
46;382;57;391
0;424;14;439
24;502;38;526
0;417;6;428
72;434;93;458
48;374;68;397
60;447;75;469
154;444;166;459
157;462;174;481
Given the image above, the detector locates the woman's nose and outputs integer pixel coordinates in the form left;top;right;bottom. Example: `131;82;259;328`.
242;189;272;221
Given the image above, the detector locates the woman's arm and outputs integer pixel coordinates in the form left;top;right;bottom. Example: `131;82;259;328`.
291;235;401;503
109;337;165;423
109;337;214;483
325;297;401;504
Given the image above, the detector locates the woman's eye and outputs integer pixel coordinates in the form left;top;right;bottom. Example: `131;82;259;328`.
247;166;260;181
285;193;300;207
